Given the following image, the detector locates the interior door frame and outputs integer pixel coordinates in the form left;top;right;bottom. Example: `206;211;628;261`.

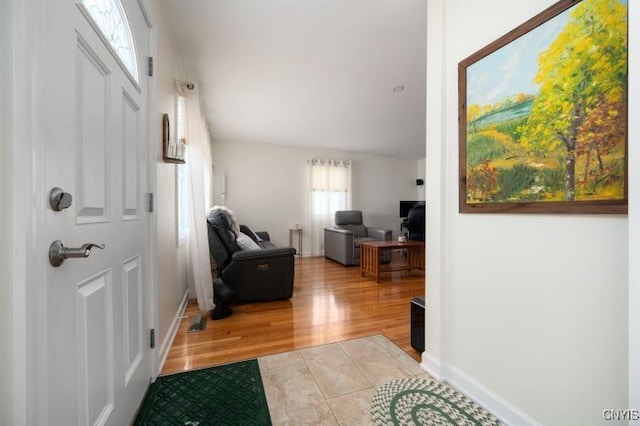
139;0;160;382
8;0;159;423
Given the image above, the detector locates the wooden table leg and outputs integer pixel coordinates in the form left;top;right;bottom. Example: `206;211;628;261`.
406;246;425;270
361;245;370;278
374;246;380;282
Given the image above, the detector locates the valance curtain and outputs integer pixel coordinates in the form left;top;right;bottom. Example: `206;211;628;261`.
308;159;352;256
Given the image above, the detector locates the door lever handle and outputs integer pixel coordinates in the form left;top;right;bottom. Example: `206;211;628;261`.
49;240;105;267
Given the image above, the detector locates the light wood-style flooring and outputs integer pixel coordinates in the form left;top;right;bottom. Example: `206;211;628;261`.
162;255;425;375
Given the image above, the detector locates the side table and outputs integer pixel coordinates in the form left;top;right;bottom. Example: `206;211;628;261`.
288;228;302;257
360;240;425;282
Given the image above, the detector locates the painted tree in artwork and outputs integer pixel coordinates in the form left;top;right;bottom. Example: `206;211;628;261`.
577;98;625;184
519;0;627;201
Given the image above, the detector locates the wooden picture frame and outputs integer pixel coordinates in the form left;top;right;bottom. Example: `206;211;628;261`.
458;0;628;214
162;113;185;164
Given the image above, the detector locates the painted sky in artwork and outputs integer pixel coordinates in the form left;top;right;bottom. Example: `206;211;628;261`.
467;0;628;107
466;10;569;106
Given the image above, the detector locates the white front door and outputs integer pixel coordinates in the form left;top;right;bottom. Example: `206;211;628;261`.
43;0;152;424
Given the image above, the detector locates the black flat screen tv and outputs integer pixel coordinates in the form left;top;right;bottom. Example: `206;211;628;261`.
400;201;421;218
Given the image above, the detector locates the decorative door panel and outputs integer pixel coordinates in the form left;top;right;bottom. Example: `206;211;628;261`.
122;92;140;220
122;255;143;385
76;270;115;425
76;36;110;223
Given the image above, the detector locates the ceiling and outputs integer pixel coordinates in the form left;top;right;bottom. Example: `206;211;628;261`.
162;0;427;159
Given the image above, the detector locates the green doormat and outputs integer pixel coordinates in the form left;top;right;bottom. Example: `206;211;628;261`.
371;378;502;426
135;359;272;426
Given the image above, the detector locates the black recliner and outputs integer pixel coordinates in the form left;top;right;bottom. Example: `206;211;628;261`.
407;202;425;242
207;209;296;318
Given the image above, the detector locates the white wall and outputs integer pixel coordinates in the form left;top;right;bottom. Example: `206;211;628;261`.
211;141;419;254
425;1;629;425
0;0;13;423
417;158;426;200
152;0;189;360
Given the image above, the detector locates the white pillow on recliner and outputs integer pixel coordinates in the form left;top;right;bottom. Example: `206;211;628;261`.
236;232;261;250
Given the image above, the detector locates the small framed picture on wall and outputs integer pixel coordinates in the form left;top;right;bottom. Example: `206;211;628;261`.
162;113;185;164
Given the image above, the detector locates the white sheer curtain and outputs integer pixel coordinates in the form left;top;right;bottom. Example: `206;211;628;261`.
308;159;352;256
181;82;214;312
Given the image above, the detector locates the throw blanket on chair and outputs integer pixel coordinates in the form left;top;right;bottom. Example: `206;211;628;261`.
209;205;240;236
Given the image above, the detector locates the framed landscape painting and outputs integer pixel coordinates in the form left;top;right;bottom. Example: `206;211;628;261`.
458;0;628;213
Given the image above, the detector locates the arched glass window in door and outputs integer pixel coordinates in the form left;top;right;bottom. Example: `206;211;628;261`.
81;0;139;83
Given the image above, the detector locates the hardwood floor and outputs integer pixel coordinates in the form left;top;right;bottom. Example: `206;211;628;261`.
162;255;425;375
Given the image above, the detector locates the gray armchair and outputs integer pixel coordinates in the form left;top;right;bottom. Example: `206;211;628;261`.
324;210;392;266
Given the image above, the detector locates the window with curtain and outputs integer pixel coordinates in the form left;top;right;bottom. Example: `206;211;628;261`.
177;163;190;244
179;81;215;312
176;92;188;159
177;92;189;244
308;159;352;256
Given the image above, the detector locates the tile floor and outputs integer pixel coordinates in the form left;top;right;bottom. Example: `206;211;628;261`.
257;335;432;425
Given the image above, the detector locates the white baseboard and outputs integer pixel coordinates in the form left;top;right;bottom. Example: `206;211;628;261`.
422;352;539;425
156;290;189;375
421;351;444;381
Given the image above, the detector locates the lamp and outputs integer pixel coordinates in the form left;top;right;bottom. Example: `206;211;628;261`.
221;171;226;205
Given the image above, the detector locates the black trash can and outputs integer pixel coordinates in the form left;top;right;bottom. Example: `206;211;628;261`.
410;296;425;352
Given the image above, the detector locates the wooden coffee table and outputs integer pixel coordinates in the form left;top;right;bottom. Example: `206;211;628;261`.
360;240;425;283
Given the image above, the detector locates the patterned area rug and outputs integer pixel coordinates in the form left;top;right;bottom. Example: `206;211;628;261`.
371;378;502;426
134;359;271;425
